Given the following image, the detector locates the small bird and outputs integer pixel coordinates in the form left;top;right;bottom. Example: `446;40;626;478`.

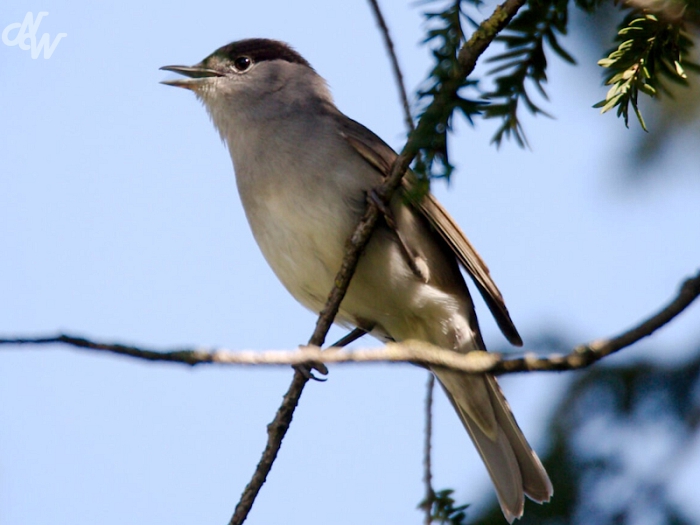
161;38;552;522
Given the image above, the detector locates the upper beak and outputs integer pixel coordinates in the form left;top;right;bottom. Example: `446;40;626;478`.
160;64;223;89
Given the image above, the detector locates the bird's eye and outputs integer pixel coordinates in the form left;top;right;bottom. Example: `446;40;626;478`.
233;56;252;72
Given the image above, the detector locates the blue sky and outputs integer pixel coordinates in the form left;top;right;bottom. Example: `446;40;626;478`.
2;1;700;524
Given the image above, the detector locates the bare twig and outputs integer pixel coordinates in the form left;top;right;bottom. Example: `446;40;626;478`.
4;335;489;368
227;327;366;524
367;0;414;131
229;371;307;525
421;374;436;525
493;269;700;374
457;0;527;74
5;269;699;373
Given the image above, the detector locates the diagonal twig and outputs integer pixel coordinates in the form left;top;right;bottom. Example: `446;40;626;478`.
228;329;364;524
229;371;307;525
367;0;414;131
421;374;436;525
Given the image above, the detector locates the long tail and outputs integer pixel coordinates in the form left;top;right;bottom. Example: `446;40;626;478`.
433;369;553;523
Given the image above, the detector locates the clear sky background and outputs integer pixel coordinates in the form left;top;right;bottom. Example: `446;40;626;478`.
1;1;699;524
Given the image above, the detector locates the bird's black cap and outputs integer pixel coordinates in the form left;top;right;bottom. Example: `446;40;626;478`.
210;38;312;69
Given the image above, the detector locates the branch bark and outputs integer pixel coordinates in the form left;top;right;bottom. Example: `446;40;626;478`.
420;374;436;525
5;271;699;373
367;0;414;132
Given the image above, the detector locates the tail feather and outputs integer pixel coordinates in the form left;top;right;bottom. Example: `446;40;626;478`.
485;376;553;503
434;369;552;522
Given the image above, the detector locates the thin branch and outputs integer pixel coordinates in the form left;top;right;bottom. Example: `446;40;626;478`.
422;374;436;525
457;0;527;74
367;0;414;131
4;335;491;368
228;329;366;524
5;269;699;373
493;269;700;374
229;371;307;525
374;0;526;204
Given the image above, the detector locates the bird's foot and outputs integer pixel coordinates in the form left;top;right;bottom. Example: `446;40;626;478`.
294;362;328;381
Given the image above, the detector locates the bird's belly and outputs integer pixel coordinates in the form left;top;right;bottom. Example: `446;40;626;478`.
243;189;474;349
246;192;351;314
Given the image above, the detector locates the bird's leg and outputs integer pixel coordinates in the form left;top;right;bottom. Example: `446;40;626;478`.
293;362;328;381
331;327;368;348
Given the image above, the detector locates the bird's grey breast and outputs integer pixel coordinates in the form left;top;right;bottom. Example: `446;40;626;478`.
226;107;377;312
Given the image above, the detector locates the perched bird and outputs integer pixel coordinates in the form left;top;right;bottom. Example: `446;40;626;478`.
161;38;552;522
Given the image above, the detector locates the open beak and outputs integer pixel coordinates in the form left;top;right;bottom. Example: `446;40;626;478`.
160;64;223;89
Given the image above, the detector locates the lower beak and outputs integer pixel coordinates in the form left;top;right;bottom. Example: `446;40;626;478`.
160;64;223;90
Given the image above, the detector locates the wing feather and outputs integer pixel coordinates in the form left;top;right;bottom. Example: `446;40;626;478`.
338;115;523;346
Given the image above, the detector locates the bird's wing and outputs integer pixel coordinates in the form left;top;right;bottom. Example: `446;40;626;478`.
336;115;523;347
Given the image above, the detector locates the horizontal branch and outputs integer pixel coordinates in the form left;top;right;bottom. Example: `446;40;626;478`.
3;269;699;374
0;335;490;370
